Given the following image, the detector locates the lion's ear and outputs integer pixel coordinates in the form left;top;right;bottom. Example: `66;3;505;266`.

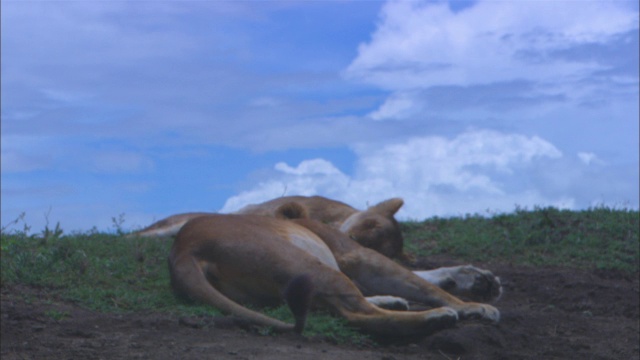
275;202;309;220
370;198;404;216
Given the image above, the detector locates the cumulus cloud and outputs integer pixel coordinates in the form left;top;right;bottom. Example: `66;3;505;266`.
274;159;343;176
354;130;562;192
221;159;352;212
221;130;571;218
346;0;638;89
346;0;638;120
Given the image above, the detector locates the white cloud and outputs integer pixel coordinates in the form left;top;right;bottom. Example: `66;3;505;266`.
355;130;562;192
578;152;599;165
368;92;418;120
345;0;638;122
90;151;155;174
346;0;638;89
274;159;343;176
222;159;352;213
221;130;568;218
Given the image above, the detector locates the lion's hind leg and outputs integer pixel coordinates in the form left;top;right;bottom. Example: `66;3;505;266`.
168;254;298;332
342;305;459;337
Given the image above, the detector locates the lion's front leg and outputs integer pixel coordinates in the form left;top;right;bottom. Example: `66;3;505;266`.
413;265;502;303
338;249;500;324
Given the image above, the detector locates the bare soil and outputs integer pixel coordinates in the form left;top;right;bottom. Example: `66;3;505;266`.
2;257;638;360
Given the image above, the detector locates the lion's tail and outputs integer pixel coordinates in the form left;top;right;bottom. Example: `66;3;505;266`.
169;254;310;333
283;274;315;333
127;213;211;239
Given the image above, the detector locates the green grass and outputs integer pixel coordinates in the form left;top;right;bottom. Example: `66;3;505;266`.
1;206;638;344
402;206;639;272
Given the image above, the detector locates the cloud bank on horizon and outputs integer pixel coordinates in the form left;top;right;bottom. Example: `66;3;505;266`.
2;0;638;232
221;130;570;218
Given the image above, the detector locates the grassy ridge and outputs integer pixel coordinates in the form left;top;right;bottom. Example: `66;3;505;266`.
1;207;638;342
402;206;639;272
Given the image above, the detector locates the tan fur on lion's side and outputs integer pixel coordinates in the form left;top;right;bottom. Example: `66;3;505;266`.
169;212;500;336
133;196;408;260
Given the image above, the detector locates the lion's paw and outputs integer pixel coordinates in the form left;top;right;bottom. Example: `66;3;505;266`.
439;265;503;303
455;303;500;324
366;295;410;311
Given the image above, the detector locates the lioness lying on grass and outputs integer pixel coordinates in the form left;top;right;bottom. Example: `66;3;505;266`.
135;195;502;303
169;209;500;336
134;196;407;258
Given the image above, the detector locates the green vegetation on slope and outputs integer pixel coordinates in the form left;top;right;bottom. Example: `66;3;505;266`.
402;206;638;272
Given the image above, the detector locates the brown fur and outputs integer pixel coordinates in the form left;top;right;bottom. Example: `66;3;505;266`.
168;213;499;336
239;196;406;260
134;195;408;260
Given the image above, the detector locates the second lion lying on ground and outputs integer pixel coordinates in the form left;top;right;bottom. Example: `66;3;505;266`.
169;209;500;337
136;195;502;303
134;196;408;258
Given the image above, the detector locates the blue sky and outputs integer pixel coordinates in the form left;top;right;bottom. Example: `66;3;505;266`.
2;0;638;233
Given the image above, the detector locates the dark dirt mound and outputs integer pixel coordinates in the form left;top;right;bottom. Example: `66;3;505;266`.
2;258;638;360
